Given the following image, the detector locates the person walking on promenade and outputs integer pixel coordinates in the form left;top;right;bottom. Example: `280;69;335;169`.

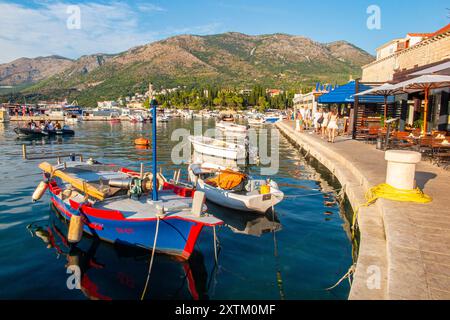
305;108;312;131
327;109;339;143
321;109;330;139
299;106;307;131
314;108;323;134
296;107;305;132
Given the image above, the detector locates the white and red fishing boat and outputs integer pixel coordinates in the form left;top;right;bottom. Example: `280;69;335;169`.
216;121;248;133
188;163;284;214
31;100;223;261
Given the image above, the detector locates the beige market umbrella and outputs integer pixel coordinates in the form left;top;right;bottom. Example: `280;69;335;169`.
393;75;450;134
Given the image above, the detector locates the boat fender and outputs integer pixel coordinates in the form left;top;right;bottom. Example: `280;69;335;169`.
32;181;48;202
192;191;206;217
68;212;84;243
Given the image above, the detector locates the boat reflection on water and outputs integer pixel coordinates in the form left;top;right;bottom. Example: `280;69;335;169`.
28;205;210;300
207;202;282;237
16;134;74;145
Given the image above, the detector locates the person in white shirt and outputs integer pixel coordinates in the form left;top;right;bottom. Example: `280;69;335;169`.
313;108;323;134
321;109;330;139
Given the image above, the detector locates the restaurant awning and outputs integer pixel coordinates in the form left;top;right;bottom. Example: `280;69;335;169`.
410;61;450;76
318;80;395;104
391;74;450;92
389;75;450;133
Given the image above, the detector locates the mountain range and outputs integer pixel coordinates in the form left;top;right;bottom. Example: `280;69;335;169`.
0;32;374;107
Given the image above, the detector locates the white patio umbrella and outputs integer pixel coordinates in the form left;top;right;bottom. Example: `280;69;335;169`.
392;75;450;134
354;83;407;126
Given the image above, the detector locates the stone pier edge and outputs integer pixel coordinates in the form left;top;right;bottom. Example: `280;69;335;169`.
276;121;388;300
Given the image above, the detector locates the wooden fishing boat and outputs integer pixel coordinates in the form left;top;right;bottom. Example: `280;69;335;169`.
30;99;223;261
33;161;222;260
189;136;248;161
188;163;284;214
216;121;248;133
14;127;75;137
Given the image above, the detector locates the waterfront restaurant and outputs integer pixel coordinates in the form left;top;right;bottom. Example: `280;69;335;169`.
390;61;450;134
317;80;395;137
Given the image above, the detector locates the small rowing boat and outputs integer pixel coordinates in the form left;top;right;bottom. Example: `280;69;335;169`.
216;121;248;133
189;136;252;161
188;163;284;214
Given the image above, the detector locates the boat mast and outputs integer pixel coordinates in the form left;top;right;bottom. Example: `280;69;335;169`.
150;94;158;201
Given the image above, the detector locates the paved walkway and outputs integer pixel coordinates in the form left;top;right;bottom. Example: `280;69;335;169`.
277;120;450;300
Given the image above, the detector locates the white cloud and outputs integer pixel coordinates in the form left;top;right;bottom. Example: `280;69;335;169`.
137;3;166;12
0;1;221;63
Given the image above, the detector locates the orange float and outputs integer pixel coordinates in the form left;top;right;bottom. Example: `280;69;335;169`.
134;137;150;146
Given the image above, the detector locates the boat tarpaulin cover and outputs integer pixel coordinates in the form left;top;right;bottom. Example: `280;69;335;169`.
207;170;247;190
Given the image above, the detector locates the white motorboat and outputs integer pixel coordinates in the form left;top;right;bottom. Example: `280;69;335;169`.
157;115;169;122
247;116;265;125
188;163;284;214
216;121;248;133
189;136;254;161
64;115;80;124
263;114;281;124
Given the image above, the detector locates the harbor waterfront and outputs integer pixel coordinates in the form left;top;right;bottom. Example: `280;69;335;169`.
276;120;450;300
0;119;354;300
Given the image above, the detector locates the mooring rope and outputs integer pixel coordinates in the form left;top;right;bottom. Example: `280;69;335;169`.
140;216;161;301
213;226;218;265
271;199;286;300
283;188;343;200
326;263;356;291
351;183;432;238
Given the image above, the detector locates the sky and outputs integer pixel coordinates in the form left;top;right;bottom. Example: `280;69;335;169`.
0;0;448;63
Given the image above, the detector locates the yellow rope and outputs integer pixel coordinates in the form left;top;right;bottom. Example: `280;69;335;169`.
352;183;432;238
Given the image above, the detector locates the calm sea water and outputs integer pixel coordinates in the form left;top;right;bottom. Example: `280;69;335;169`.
0;119;353;300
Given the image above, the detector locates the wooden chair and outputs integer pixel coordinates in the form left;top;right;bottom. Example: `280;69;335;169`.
366;127;381;144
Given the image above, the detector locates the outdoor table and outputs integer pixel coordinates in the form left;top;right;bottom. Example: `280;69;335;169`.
430;143;450;167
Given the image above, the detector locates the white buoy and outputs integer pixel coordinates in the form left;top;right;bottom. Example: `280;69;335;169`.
192;191;206;217
385;150;421;190
32;182;48;202
68;214;84;243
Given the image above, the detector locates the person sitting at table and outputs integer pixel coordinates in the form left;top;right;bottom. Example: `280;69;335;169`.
47;121;55;131
55;122;62;130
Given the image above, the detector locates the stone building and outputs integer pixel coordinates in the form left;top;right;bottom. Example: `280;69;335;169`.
362;24;450;83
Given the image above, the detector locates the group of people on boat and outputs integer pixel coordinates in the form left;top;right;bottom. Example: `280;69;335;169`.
27;120;67;131
295;107;341;144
